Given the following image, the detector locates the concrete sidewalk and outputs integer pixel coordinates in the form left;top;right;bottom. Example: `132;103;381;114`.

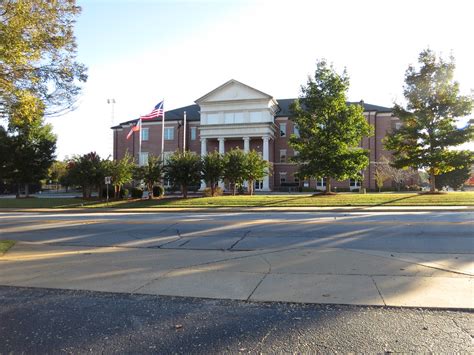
1;242;472;309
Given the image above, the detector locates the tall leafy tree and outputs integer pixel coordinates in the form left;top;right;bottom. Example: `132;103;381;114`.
201;151;224;197
66;152;103;198
244;150;269;196
0;0;87;122
1;95;56;199
223;148;246;196
434;152;472;190
165;151;201;198
290;60;373;193
134;155;163;199
385;49;473;192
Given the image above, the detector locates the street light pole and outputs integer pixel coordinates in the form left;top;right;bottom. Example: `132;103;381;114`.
107;98;116;160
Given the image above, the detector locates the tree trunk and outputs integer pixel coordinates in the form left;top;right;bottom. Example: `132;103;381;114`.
183;185;188;199
325;177;331;194
148;183;153;199
25;183;29;197
232;182;236;196
211;183;215;197
248;180;253;196
430;173;436;193
16;183;21;199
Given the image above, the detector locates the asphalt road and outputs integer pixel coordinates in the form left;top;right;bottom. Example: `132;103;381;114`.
1;211;473;253
0;286;472;354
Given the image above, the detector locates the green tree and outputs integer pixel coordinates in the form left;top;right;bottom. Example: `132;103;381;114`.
134;155;163;199
48;160;68;190
165;151;201;199
3;118;56;197
434;152;472;190
290;60;373;193
385;49;473;192
66;152;103;199
103;153;134;198
0;0;87;123
201;151;224;197
244;150;269;196
223;148;246;196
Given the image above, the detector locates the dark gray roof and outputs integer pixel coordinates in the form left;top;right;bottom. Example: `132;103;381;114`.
113;100;392;129
275;99;392;116
112;104;200;129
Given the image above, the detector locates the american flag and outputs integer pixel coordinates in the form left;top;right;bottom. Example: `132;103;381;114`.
140;101;164;121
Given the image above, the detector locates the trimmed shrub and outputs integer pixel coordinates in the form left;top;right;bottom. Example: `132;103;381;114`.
203;186;224;197
130;187;144;199
152;185;165;198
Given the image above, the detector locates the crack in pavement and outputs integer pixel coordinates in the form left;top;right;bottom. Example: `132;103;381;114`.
370;276;386;306
343;248;474;277
228;230;251;251
246;255;272;302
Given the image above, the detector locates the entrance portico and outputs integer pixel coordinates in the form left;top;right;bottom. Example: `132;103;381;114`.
200;135;272;191
196;79;278;192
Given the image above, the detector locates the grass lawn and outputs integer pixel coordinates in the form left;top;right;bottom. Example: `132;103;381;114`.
0;240;16;255
0;198;98;209
2;191;472;208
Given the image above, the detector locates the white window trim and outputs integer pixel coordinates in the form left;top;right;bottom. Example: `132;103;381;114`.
164;127;174;140
141;128;149;141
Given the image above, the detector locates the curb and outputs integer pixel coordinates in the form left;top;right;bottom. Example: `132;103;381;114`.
1;206;474;213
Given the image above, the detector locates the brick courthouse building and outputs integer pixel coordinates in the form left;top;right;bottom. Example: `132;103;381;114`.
112;79;402;192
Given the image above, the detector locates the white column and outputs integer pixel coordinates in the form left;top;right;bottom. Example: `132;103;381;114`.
262;135;270;191
243;136;250;188
218;137;225;189
243;136;250;153
200;138;207;190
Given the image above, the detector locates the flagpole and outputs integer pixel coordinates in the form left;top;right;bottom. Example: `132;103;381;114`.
183;110;187;152
161;98;165;164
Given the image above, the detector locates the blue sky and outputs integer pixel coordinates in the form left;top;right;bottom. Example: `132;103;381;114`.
48;0;474;159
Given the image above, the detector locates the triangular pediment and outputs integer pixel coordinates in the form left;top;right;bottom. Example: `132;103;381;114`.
195;79;273;104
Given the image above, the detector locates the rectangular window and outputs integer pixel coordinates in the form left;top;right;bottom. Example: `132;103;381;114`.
394;122;402;130
250;111;262;122
141;128;149;141
316;178;327;187
280;149;287;163
293;125;300;138
279;172;287;184
224;112;233;124
350;179;359;187
280;122;287;137
191;127;197;140
139;152;149;166
294;176;300;184
207;114;218;124
234;112;244;123
164;127;174;140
